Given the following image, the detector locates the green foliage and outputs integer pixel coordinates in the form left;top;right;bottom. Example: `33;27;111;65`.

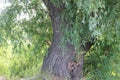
58;0;106;51
0;42;44;79
84;1;120;79
84;39;120;80
0;0;52;79
0;0;120;80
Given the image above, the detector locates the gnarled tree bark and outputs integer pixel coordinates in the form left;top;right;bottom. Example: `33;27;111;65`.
41;0;92;80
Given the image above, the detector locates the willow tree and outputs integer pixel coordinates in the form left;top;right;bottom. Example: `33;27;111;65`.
0;0;120;80
41;0;103;80
41;0;120;80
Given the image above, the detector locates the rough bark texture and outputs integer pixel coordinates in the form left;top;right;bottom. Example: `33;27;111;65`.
41;0;84;80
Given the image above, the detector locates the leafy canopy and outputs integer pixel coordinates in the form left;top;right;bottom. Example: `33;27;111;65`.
0;0;120;79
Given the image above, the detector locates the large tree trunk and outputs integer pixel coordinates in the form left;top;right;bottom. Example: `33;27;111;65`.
41;0;83;80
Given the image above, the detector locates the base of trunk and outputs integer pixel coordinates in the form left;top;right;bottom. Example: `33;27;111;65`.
41;43;83;80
